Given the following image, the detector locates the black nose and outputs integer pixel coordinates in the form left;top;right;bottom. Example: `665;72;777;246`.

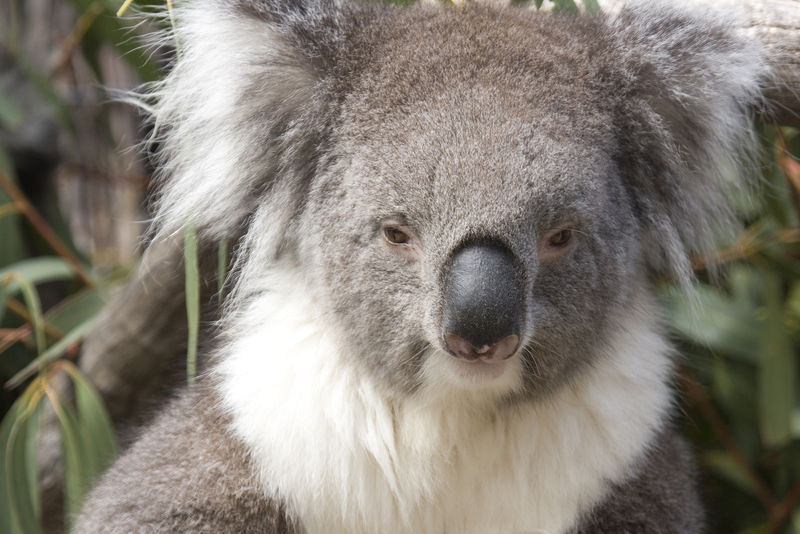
442;242;523;361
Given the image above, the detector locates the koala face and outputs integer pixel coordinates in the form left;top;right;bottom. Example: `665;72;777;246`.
290;9;646;400
304;128;641;401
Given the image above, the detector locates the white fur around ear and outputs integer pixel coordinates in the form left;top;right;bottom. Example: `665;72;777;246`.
143;2;320;240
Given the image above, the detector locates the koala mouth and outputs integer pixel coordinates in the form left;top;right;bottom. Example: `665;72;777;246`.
439;348;520;385
444;333;519;363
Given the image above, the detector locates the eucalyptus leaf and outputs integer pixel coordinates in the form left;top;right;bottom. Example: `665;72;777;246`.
787;281;800;323
792;408;800;439
758;272;796;448
0;257;76;300
581;0;601;13
184;224;200;386
552;0;579;14
0;146;25;281
0;398;23;534
45;288;105;334
67;365;118;479
703;450;757;497
6;315;99;389
50;393;89;522
0;86;24;129
13;274;46;355
23;399;42;520
3;393;43;534
711;358;736;413
662;285;761;364
737;523;770;534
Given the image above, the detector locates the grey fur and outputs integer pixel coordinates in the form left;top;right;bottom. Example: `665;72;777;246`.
77;1;765;532
75;384;297;533
573;431;704;533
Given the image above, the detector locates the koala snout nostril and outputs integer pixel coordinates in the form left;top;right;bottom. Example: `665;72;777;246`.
442;242;524;361
445;333;519;362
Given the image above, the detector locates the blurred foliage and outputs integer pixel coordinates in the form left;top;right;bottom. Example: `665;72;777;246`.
0;0;799;533
665;124;800;534
1;0;152;531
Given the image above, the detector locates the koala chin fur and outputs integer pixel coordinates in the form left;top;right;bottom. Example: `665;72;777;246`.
216;270;674;533
76;0;766;532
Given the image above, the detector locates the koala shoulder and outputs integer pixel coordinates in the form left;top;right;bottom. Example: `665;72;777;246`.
75;385;298;534
574;430;703;534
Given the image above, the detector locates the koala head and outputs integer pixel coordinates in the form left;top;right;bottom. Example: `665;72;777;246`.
148;0;765;402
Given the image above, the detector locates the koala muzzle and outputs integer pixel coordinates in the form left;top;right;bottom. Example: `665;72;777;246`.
443;243;523;362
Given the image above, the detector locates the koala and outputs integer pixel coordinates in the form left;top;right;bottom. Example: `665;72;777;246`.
75;0;766;533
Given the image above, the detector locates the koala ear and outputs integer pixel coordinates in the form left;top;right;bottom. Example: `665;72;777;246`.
609;2;768;285
145;0;342;241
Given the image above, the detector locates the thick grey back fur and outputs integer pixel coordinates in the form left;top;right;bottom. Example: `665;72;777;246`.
76;1;766;532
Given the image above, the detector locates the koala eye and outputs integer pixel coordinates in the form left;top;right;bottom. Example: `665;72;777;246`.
547;229;572;248
540;227;576;259
380;221;421;260
383;226;411;245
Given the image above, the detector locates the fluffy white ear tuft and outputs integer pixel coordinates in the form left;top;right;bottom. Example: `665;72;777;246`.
143;2;329;241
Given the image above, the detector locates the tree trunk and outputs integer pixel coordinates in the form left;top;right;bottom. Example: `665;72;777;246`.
745;0;800;126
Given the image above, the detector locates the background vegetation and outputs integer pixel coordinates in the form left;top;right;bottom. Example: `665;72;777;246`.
1;0;799;533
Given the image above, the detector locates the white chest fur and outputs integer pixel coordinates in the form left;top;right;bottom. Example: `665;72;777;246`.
217;276;673;534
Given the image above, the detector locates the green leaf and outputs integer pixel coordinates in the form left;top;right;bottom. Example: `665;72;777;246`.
758;272;796;448
45;288;106;334
710;359;757;427
792;407;800;439
12;274;46;356
66;365;117;480
184;224;200;386
703;450;757;497
0;398;22;534
0;257;76;300
2;392;44;534
711;358;736;413
63;0;162;82
50;392;89;523
552;0;579;14
0;85;24;129
581;0;601;13
6;315;99;389
662;285;761;364
761;150;797;228
0;147;25;276
787;280;800;323
737;523;769;534
22;400;42;522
